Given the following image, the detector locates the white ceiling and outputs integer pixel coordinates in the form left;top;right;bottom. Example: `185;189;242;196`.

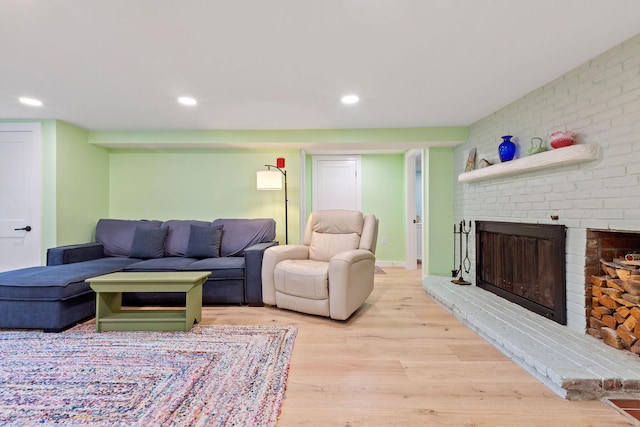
1;0;639;131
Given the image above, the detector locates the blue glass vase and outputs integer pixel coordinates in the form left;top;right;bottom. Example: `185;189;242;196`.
498;135;516;162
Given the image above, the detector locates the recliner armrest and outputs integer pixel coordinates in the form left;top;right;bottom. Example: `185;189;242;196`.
261;245;310;305
46;242;105;266
328;249;376;320
330;249;375;265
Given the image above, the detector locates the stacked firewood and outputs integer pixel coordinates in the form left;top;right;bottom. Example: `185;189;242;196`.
589;258;640;354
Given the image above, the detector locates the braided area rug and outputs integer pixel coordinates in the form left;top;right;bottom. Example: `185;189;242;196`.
0;324;297;426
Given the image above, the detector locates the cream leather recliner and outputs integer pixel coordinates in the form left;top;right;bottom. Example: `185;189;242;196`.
262;209;379;320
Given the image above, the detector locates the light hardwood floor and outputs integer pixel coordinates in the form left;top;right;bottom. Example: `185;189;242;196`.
199;267;630;426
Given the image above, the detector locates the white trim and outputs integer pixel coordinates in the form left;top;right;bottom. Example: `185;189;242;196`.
405;150;420;270
299;149;307;245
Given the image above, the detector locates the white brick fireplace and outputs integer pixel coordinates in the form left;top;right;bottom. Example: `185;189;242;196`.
452;32;640;334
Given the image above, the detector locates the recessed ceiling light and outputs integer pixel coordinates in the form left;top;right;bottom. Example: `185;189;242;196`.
178;96;197;106
341;94;359;104
19;97;43;107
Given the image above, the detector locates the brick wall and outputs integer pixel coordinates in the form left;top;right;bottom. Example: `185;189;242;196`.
453;33;640;332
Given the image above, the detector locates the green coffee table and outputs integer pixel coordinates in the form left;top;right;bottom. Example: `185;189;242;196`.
86;271;211;332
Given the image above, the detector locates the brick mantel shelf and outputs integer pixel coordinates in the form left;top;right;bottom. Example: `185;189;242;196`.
458;143;600;183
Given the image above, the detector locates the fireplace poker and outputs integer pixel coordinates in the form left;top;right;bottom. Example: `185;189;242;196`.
463;221;472;274
451;220;471;285
451;223;458;278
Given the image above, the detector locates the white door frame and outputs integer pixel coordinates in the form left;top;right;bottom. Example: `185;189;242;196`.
405;149;421;271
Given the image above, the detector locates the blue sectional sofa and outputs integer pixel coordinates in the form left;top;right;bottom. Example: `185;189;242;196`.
0;218;277;332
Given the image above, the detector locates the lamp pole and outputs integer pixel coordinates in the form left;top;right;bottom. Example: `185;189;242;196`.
265;165;288;244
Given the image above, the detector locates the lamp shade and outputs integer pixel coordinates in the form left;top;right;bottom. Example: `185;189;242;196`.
256;170;282;190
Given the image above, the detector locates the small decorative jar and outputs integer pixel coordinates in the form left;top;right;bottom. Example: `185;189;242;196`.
549;131;576;149
498;135;516;162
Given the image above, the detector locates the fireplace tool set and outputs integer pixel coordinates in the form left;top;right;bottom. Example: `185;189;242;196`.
451;220;471;285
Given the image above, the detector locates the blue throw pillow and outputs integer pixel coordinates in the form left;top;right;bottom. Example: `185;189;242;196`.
129;227;168;259
185;225;223;259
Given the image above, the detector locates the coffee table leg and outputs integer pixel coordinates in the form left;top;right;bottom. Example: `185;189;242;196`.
184;284;203;331
95;292;122;332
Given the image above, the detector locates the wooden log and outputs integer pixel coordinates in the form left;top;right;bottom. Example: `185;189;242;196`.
630;307;640;320
591;275;608;287
602;288;623;298
589;317;604;329
635;323;640;338
591;306;613;319
622;293;640;305
630;340;640;355
617;269;634;281
592;285;603;297
620;278;640;296
613;296;636;307
602;265;618;278
601;314;618;329
614;312;627;325
624;315;639;333
617;325;638;348
598;295;620;309
606;279;625;292
600;327;624;349
587;328;602;339
616;306;631;318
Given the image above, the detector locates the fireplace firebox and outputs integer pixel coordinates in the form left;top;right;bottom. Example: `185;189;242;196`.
476;221;566;325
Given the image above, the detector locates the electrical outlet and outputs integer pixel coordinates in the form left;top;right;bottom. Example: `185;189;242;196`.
381;237;388;245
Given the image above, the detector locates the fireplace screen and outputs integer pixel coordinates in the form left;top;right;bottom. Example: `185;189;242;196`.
476;221;566;324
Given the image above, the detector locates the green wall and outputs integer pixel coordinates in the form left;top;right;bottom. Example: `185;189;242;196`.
109;149;300;245
55;121;110;244
361;154;405;263
423;147;454;276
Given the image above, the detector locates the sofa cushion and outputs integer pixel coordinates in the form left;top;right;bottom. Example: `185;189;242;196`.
96;219;163;257
129;227;168;259
184;257;245;280
162;220;212;256
185;224;223;259
212;218;276;257
123;257;199;272
0;257;139;301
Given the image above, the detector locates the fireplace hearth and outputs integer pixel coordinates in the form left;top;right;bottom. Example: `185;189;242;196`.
476;221;566;324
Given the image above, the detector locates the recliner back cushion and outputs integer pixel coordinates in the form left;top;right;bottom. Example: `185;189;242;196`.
96;219;163;257
303;210;364;261
304;210;364;245
309;232;360;262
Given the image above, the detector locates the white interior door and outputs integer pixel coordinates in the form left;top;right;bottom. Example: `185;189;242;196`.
312;156;361;211
0;123;43;271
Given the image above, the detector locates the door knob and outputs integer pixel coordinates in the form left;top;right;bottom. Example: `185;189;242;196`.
14;226;32;232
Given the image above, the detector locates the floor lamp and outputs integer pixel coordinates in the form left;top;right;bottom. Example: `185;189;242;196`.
256;158;288;244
